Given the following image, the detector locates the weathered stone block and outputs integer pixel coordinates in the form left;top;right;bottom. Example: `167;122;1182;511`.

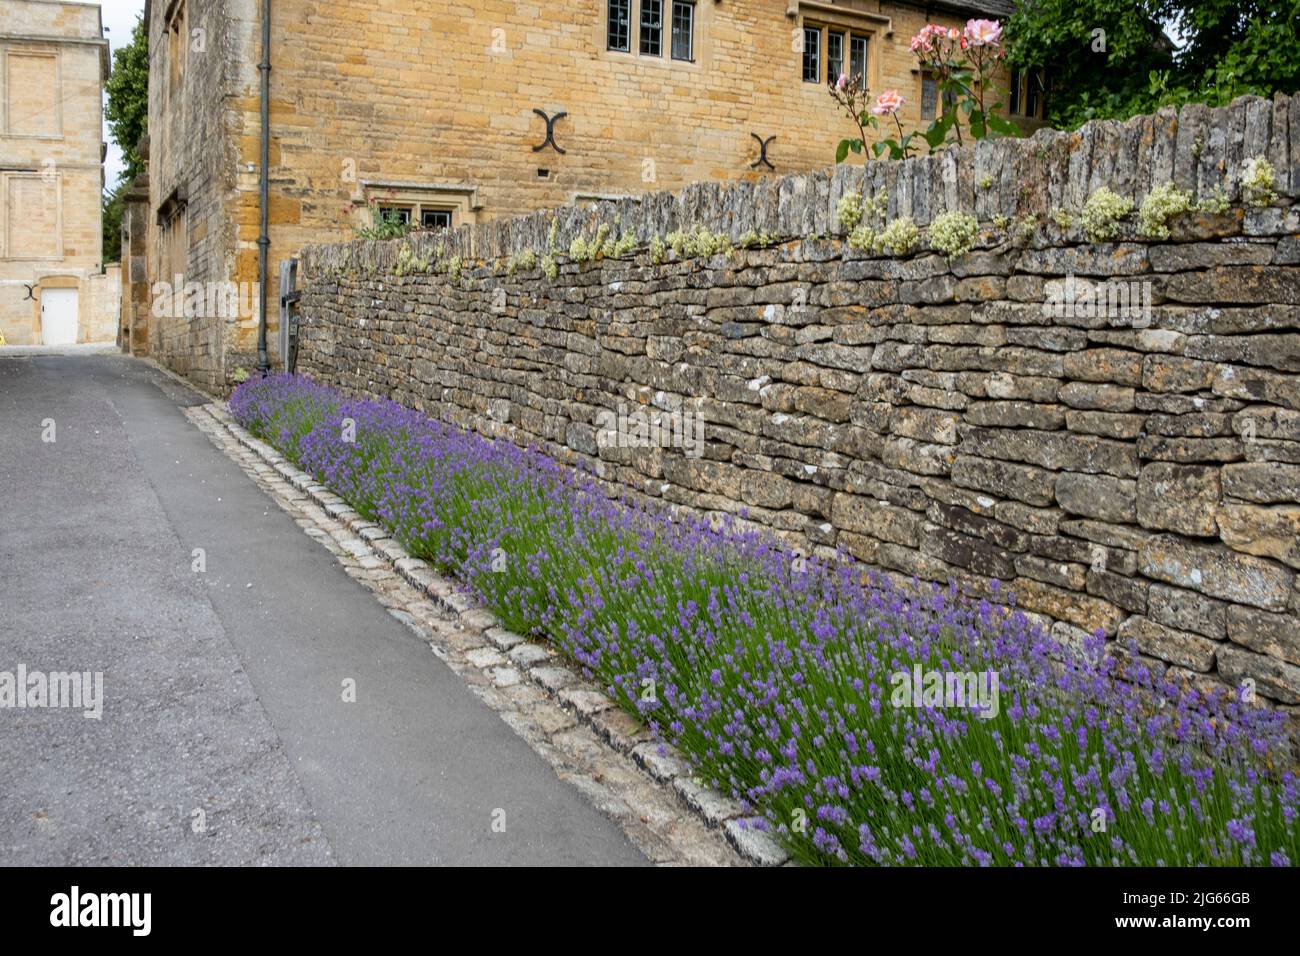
1065;410;1145;440
1217;503;1300;569
951;455;1057;507
1056;472;1138;523
921;524;1016;580
959;427;1138;477
1062;349;1143;386
1148;583;1227;639
926;501;1029;552
891;406;959;445
1136;463;1220;536
1217;644;1300;704
1087;569;1148;613
1015;554;1087;591
831;495;923;547
1139;535;1293;611
1138;435;1244;463
1118;615;1218;672
1142;355;1218;393
1012;578;1125;635
1059;382;1136;412
1222;461;1300;503
965;401;1067;430
1226;605;1300;666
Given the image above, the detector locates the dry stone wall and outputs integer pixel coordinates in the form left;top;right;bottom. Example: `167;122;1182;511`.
296;93;1300;715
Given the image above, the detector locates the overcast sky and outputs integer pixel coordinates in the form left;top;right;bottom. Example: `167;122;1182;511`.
97;0;147;189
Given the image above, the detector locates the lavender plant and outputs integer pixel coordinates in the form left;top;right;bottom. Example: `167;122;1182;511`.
233;374;1299;867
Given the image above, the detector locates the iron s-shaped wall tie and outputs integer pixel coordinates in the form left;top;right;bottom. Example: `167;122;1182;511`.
23;283;37;301
750;133;776;170
532;109;568;154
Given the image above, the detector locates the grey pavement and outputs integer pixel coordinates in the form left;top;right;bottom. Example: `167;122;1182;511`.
0;351;645;866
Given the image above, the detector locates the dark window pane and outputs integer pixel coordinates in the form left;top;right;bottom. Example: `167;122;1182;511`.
802;27;820;83
827;32;843;84
920;75;937;120
1009;70;1021;115
640;0;662;56
849;34;868;87
671;1;693;61
1025;70;1039;118
422;209;451;229
608;0;630;51
379;206;410;226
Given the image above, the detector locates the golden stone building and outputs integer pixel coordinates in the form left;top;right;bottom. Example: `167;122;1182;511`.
131;0;1031;389
0;0;117;347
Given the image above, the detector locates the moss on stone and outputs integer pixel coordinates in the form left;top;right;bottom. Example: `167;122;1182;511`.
1138;181;1194;239
874;216;920;255
1079;187;1134;243
1242;156;1277;207
836;193;863;232
928;211;979;260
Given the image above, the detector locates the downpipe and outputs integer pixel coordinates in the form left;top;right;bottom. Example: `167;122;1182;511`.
256;0;271;375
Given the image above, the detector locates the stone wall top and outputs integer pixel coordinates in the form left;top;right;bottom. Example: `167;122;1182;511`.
301;92;1299;276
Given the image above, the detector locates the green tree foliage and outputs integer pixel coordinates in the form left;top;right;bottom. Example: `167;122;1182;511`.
102;15;148;263
1006;0;1300;129
104;15;149;183
102;180;126;263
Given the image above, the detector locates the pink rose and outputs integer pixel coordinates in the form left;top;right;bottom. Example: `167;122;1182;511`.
964;18;1002;47
836;72;848;90
871;89;905;116
912;24;949;53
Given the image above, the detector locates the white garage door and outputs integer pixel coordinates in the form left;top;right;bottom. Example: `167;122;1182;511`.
40;288;78;346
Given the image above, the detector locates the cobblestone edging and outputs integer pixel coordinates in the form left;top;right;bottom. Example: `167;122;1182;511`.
186;400;790;866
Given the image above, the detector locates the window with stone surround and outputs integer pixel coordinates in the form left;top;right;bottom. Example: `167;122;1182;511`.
158;204;187;289
363;182;478;230
373;206;453;230
671;2;694;61
801;27;820;83
920;73;937;120
421;209;452;230
608;0;631;52
802;24;869;86
377;206;411;227
609;0;692;61
827;31;844;82
849;34;868;87
640;0;663;56
919;70;957;121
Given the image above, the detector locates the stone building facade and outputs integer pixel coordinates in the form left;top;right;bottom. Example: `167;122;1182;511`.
0;0;114;346
131;0;1027;390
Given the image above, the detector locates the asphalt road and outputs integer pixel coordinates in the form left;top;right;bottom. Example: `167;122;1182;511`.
0;350;644;866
